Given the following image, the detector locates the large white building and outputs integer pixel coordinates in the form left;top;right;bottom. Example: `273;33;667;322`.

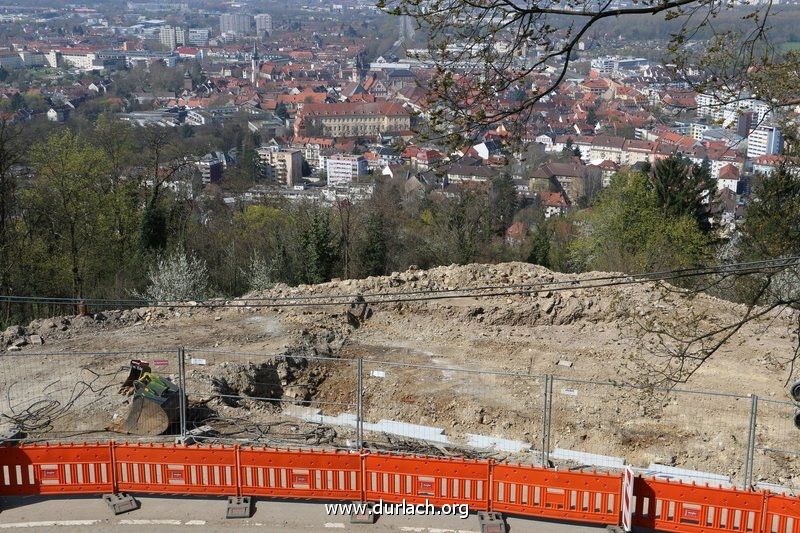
746;124;783;159
159;26;185;50
186;28;211;45
254;14;272;36
219;13;251;35
326;154;367;188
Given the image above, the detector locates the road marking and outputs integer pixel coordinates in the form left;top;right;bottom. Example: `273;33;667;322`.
399;529;479;533
118;519;183;525
324;523;346;528
185;520;207;525
0;521;101;528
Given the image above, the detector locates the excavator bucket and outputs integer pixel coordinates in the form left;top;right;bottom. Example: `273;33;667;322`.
119;360;152;395
111;368;181;436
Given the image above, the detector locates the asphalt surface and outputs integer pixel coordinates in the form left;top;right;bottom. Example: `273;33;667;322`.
0;495;608;532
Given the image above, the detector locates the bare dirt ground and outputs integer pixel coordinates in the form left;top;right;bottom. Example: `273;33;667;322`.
2;262;798;488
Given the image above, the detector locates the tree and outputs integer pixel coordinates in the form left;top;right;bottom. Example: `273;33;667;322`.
739;165;800;261
26;131;111;298
527;229;550;268
650;155;716;233
570;171;711;273
298;206;337;284
137;247;210;302
490;174;518;234
0;117;22;323
358;212;388;277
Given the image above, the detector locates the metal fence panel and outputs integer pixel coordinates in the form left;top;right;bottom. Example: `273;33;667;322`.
753;397;800;490
0;350;180;442
182;349;358;450
360;358;544;462
549;377;752;486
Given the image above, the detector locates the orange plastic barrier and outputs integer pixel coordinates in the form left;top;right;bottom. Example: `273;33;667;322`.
2;441;800;533
0;443;113;496
239;447;361;501
363;453;490;511
633;477;765;532
764;494;800;533
492;463;621;525
114;443;237;496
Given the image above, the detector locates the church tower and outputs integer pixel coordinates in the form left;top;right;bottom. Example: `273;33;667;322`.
251;42;260;85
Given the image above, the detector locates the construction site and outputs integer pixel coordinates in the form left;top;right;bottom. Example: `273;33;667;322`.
2;262;798;496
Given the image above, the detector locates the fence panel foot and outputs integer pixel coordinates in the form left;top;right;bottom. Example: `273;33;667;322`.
478;511;506;533
102;493;139;515
350;501;375;524
226;496;253;519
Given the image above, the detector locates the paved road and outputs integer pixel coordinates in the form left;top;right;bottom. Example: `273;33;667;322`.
0;496;608;532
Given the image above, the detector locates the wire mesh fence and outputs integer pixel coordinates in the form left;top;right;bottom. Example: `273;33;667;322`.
181;348;359;449
360;358;545;461
752;397;800;490
1;346;798;492
548;377;753;487
0;349;181;442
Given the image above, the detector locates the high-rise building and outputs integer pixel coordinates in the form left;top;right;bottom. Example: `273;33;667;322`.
255;13;272;36
187;28;211;45
256;147;302;186
159;26;178;49
747;125;783;159
219;13;252;35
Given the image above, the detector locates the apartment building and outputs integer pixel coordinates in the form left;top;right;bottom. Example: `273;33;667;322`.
254;13;272;35
159;26;185;50
326;154;367;188
746;125;782;160
256;147;302;186
219;13;252;35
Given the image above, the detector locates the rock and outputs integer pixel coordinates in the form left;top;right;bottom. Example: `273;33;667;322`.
11;337;27;347
557;360;574;368
7;345;20;352
28;335;44;345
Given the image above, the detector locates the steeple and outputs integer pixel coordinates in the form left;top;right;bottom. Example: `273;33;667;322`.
251;41;260;85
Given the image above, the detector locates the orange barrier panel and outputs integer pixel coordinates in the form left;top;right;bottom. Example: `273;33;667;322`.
763;494;800;533
363;453;490;511
492;463;621;525
633;477;765;532
0;443;113;495
238;448;361;501
4;441;800;533
113;443;237;496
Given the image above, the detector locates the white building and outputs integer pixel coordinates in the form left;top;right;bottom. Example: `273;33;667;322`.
219;13;251;35
187;28;211;45
326;154;367;188
746;125;782;159
159;26;185;50
254;14;272;35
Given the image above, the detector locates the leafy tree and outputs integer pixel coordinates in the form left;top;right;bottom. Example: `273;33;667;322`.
358;212;388;277
740;165;800;260
298;206;337;284
571;171;711;273
137;247;210;302
26;131;111;298
0;118;22;323
650;155;716;233
527;229;550;268
490;174;518;234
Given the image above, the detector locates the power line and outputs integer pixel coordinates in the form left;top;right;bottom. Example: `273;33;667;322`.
1;256;798;309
